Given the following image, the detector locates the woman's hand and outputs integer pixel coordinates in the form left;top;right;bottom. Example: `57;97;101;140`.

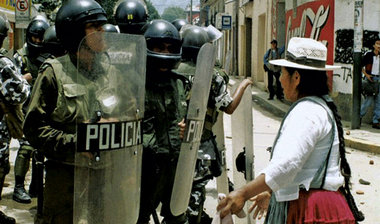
217;189;247;218
248;191;271;220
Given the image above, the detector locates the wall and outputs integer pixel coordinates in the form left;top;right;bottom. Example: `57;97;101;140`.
248;0;272;87
283;0;380;121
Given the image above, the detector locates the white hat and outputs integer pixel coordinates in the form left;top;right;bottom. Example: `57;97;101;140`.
269;37;340;71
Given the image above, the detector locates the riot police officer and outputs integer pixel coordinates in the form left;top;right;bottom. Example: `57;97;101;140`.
41;25;66;58
115;0;148;34
23;0;108;222
0;15;30;224
175;25;252;224
102;23;119;33
12;16;50;204
171;19;188;32
138;19;189;224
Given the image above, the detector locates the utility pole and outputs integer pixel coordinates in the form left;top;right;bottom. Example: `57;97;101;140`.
190;0;193;24
351;0;363;129
233;0;238;76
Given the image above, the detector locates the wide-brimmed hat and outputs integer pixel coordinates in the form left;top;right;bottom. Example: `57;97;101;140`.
269;37;340;71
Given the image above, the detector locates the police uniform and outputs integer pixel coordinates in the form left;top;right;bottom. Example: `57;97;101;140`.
138;70;188;223
0;48;30;198
24;53;125;223
175;61;233;223
12;43;44;202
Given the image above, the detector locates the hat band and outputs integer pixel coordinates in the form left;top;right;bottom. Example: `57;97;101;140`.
286;51;326;68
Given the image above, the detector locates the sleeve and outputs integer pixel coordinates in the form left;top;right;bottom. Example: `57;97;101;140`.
260;102;329;191
13;52;25;74
23;66;76;156
212;71;233;111
363;52;372;65
263;49;270;65
0;57;30;105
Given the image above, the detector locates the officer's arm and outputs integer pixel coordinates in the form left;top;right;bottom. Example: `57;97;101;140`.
23;67;76;154
0;57;30;105
223;79;253;115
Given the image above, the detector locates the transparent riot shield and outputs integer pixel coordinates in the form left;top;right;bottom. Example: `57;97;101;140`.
170;43;216;216
74;32;146;224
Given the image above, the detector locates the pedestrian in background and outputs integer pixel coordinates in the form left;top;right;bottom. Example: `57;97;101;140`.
263;39;284;100
360;38;380;129
217;37;362;224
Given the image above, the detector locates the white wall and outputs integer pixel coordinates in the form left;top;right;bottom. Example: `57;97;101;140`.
333;0;380;94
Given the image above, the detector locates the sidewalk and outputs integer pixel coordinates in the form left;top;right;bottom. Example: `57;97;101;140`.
250;85;380;154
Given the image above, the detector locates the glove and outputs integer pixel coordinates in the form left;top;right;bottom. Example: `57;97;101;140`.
0;102;24;139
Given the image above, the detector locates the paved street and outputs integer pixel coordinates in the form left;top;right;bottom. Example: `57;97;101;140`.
1;98;380;223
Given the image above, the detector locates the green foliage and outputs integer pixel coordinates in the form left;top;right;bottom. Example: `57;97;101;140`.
95;0;118;24
32;0;62;23
161;6;186;23
145;0;160;21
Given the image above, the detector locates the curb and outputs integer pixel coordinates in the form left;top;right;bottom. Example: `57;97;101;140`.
344;136;380;154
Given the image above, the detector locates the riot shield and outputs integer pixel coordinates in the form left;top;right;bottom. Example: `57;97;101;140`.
74;32;146;224
231;82;254;224
170;43;216;216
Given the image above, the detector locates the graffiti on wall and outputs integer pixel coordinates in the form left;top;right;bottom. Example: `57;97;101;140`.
332;65;353;94
286;0;334;67
335;29;380;64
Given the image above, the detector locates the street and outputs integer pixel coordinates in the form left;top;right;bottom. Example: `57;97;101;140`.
1;98;380;223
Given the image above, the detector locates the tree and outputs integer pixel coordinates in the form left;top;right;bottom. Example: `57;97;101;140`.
32;0;62;23
161;6;186;23
95;0;119;24
145;0;160;21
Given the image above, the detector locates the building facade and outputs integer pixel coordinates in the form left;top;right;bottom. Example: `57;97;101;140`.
203;0;380;121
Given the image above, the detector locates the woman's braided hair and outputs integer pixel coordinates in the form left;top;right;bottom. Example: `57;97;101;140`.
284;67;351;186
285;66;364;221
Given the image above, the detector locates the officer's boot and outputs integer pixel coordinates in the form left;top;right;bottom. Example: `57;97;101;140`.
13;175;31;203
13;144;32;203
28;156;38;198
0;211;16;224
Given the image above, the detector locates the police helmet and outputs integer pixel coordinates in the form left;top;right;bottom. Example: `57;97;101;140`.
43;26;66;57
181;25;209;63
55;0;107;53
31;15;49;24
142;19;182;71
171;19;188;31
26;19;50;55
103;23;119;33
115;0;147;34
0;16;9;38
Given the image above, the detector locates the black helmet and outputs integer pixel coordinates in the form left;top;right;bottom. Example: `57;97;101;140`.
0;16;9;38
181;25;209;62
31;15;49;24
55;0;107;53
102;24;119;33
26;19;50;56
171;19;188;31
43;26;66;57
142;19;182;71
115;0;147;34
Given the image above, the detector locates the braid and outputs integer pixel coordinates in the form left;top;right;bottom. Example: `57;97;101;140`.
325;100;352;189
285;66;352;189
